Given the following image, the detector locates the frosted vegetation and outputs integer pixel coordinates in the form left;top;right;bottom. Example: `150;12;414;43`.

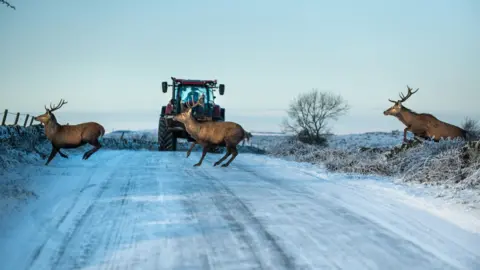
262;132;480;192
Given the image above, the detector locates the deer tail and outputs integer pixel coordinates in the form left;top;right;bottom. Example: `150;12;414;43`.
99;125;106;138
242;129;252;145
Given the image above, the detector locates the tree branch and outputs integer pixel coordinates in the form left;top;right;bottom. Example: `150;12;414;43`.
1;0;15;10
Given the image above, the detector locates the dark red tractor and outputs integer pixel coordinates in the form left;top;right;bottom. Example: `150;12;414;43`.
158;77;225;151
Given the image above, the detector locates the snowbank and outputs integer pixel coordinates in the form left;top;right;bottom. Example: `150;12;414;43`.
255;131;480;206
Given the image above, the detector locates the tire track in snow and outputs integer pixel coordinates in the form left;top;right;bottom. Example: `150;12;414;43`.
177;169;217;270
59;171;134;270
26;152;128;270
293;168;480;269
230;160;478;269
97;170;139;270
193;168;297;270
55;153;143;270
27;173;106;270
181;168;263;269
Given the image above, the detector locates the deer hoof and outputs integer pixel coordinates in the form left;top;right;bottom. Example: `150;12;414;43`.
193;163;201;167
213;162;219;166
221;164;229;167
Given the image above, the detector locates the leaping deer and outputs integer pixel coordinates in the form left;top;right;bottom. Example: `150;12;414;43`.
173;97;251;167
34;99;105;165
383;86;467;144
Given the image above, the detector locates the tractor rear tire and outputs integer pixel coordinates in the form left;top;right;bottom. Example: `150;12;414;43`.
158;118;177;151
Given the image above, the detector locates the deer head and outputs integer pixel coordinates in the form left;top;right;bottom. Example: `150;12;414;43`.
34;99;68;125
173;95;204;123
383;86;419;116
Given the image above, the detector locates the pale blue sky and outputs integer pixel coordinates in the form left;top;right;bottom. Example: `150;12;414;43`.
1;0;479;133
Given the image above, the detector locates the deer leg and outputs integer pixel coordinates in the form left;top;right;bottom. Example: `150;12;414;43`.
51;143;68;158
194;146;208;167
221;146;238;167
58;149;69;159
214;147;232;166
186;142;196;158
45;147;59;166
83;140;102;160
403;127;414;144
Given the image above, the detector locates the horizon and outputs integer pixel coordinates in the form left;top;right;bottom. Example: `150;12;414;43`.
3;109;478;136
1;1;479;135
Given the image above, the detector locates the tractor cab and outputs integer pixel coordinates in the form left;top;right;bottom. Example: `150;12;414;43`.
163;78;225;121
158;77;226;151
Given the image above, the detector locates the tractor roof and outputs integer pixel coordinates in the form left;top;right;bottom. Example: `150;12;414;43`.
172;77;217;86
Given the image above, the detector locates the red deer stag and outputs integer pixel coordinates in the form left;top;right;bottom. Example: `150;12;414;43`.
173;98;251;167
383;86;467;143
34;99;105;165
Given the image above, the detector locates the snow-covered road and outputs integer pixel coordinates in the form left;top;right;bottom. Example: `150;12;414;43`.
1;150;479;270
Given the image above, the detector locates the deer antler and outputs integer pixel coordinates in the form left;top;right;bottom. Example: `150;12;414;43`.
186;95;204;109
49;99;68;112
388;85;419;103
398;85;419;103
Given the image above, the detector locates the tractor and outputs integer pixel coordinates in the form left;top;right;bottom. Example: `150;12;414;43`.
158;77;226;151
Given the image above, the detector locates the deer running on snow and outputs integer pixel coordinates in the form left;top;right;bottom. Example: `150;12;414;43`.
383;86;467;144
173;97;251;167
34;99;105;165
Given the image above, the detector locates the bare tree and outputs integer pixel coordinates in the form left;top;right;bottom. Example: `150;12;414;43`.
1;0;15;10
462;117;480;140
283;89;350;145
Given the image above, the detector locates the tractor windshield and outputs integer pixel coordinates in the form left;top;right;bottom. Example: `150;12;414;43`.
178;85;214;104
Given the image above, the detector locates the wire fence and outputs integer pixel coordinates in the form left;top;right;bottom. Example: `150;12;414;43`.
1;109;38;127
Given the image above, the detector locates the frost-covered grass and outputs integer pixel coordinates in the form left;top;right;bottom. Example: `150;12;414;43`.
0;126;156;170
255;131;480;196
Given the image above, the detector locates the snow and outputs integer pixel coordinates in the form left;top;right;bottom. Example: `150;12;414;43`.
255;131;480;208
1;150;479;269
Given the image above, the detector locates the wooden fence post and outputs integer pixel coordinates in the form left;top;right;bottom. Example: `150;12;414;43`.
30;117;34;126
24;114;29;127
1;109;7;125
13;113;20;126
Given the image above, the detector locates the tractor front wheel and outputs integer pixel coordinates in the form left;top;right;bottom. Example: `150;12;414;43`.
158;117;177;151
